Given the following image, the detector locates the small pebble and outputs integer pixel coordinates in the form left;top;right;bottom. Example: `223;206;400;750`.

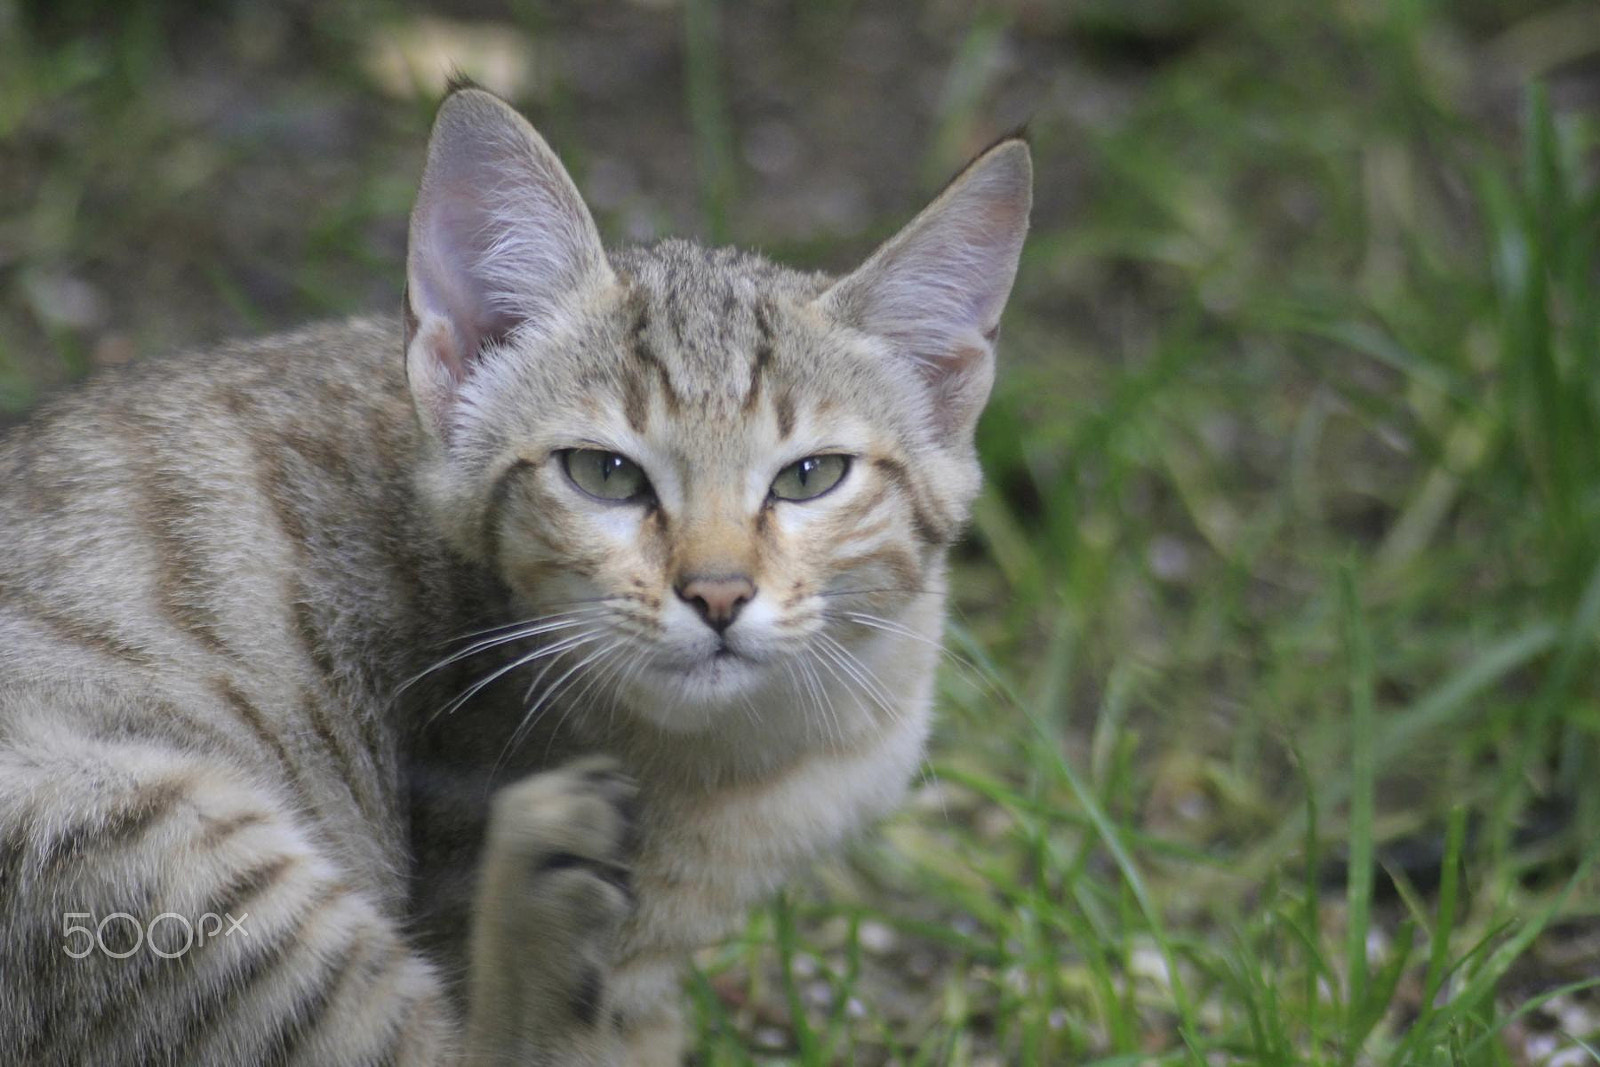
25;272;107;331
858;920;896;955
1129;945;1172;989
1523;1034;1558;1062
1550;1049;1595;1067
753;1026;788;1050
1556;996;1599;1038
1148;535;1192;581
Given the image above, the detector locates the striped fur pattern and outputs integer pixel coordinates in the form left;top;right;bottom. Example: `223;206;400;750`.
0;87;1030;1064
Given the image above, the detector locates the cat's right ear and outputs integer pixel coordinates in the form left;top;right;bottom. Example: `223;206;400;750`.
405;88;613;440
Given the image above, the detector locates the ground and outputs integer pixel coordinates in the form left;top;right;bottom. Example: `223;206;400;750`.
4;0;1600;1063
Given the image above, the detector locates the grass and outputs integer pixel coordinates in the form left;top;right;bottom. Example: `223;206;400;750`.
4;0;1600;1063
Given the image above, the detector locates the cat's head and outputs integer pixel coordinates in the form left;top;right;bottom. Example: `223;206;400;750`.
405;88;1029;737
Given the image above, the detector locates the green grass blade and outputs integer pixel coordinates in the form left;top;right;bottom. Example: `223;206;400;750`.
1339;566;1377;1060
773;892;823;1063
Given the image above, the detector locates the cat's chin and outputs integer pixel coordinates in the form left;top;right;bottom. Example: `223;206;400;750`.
617;652;774;734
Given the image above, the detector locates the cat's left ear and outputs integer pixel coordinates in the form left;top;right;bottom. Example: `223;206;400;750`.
405;87;614;440
819;137;1031;437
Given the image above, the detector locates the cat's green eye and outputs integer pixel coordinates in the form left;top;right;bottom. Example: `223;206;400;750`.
561;449;652;503
770;454;850;502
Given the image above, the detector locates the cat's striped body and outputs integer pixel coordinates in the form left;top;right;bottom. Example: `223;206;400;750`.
0;88;1029;1064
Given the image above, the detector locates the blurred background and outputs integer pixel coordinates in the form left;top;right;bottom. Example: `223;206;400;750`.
4;0;1600;1062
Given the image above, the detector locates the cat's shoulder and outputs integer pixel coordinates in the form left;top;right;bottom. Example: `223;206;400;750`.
0;315;415;493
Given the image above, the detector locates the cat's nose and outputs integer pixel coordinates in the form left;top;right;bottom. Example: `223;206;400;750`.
675;574;756;634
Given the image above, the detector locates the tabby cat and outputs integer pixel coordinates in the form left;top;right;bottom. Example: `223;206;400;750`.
0;86;1030;1064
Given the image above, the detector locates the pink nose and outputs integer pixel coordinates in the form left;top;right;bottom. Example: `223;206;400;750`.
675;575;755;634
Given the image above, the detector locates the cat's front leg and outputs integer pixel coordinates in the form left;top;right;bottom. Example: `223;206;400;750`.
465;756;638;1066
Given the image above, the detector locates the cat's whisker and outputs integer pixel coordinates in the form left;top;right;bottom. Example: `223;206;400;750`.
830;610;1003;701
435;639;592;729
812;639;851;748
532;641;619;725
842;647;902;723
422;618;597;678
794;658;822;747
778;660;810;746
813;634;900;731
833;611;942;647
517;629;604;704
565;638;637;716
490;639;625;780
523;594;634;610
835;612;970;678
528;643;625;762
829;641;908;740
797;654;833;746
916;758;950;824
736;689;761;731
427;630;602;728
812;587;941;600
798;654;836;748
801;647;849;746
819;639;896;713
404;622;597;715
428;605;610;650
402;611;605;695
606;648;653;738
593;645;644;722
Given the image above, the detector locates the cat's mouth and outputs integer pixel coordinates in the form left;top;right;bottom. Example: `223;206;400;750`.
631;644;765;713
697;645;753;673
682;640;769;681
632;632;778;710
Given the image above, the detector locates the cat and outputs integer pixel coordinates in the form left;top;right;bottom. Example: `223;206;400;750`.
0;84;1030;1065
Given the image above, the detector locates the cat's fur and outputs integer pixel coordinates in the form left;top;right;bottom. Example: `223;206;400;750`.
0;87;1030;1064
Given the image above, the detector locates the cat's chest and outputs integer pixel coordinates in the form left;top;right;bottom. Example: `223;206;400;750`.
621;702;932;961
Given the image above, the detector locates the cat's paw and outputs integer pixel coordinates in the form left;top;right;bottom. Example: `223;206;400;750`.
473;755;638;1028
489;755;636;901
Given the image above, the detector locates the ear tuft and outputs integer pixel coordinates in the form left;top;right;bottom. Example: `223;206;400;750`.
405;89;612;439
820;138;1031;436
443;69;482;96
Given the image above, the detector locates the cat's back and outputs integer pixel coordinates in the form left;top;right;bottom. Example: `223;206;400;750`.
0;316;425;685
1;315;413;501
